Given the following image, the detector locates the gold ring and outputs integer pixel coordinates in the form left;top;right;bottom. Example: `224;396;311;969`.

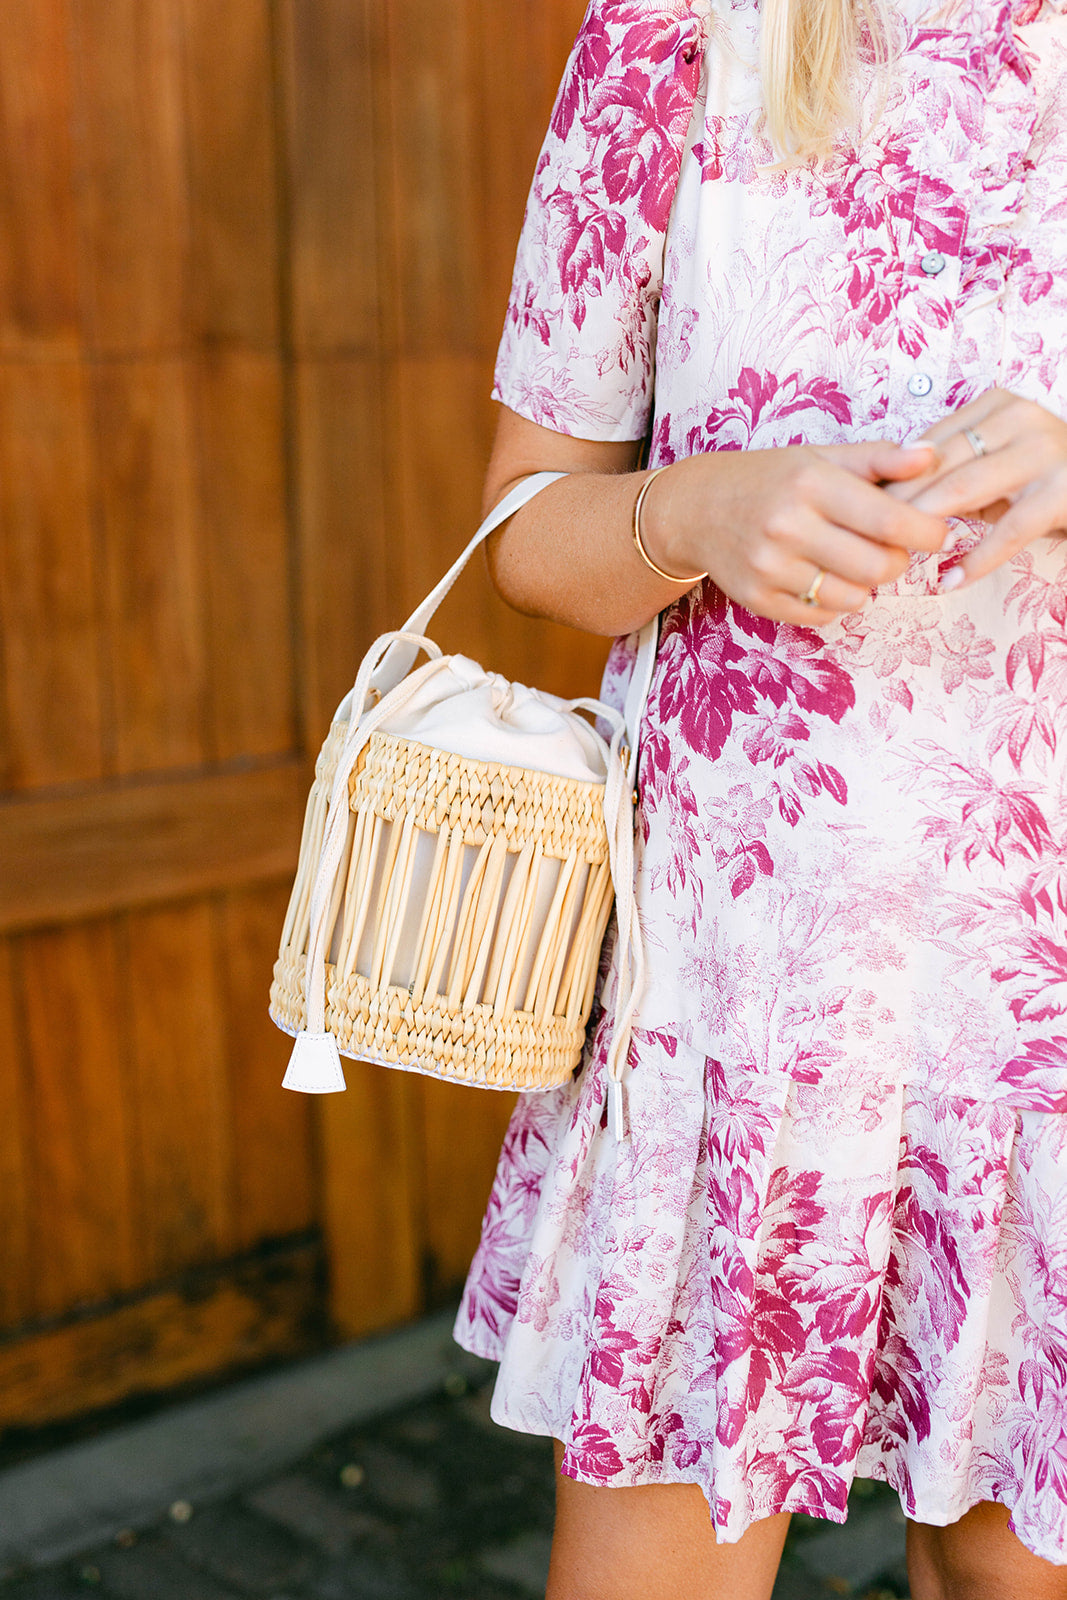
798;568;827;606
962;425;988;458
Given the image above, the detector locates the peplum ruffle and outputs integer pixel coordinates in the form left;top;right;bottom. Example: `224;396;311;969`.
456;1020;1067;1563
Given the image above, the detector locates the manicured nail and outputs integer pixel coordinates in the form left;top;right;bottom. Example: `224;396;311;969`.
939;566;966;593
899;440;937;451
940;527;956;552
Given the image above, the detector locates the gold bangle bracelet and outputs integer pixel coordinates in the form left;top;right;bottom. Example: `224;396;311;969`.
632;466;708;586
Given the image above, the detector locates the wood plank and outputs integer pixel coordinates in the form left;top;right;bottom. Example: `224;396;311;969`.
0;360;104;790
0;941;32;1326
92;358;207;775
320;1063;422;1339
391;354;608;699
378;0;481;355
125;901;234;1277
195;353;295;761
0;1239;322;1431
469;0;589;347
420;1079;515;1300
218;884;316;1250
280;0;381;353
70;0;188;354
0;760;307;935
181;0;280;347
295;358;390;749
16;921;140;1320
0;0;81;354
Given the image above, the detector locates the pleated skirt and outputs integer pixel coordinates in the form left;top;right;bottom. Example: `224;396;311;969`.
454;1017;1067;1565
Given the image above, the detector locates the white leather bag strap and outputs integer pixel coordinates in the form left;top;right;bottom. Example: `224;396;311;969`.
364;468;660;780
625;619;659;790
368;470;569;700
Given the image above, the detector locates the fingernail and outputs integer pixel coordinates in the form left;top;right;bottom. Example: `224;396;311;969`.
940;526;956;552
899;440;936;451
939;566;966;593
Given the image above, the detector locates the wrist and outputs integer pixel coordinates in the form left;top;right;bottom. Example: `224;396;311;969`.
633;464;707;586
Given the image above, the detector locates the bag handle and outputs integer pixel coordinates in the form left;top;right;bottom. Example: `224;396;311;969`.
357;470;659;789
366;471;570;699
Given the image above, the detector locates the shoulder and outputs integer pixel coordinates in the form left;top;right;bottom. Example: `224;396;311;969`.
546;1;712;230
556;0;711;119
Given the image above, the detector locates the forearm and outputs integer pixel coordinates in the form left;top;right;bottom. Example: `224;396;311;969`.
485;466;698;638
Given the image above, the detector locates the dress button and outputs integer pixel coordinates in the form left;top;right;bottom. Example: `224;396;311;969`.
920;251;947;276
907;372;934;398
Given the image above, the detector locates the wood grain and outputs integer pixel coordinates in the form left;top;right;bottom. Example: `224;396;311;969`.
0;0;606;1419
0;760;307;936
218;883;316;1250
294;358;391;748
0;1239;322;1431
0;0;81;355
420;1078;515;1300
0;941;32;1325
280;0;381;353
92;359;208;775
390;354;608;698
195;353;295;761
319;1063;422;1340
70;0;188;354
0;361;104;790
469;0;589;345
17;921;140;1319
125;901;234;1276
389;354;494;638
181;0;280;348
378;0;481;356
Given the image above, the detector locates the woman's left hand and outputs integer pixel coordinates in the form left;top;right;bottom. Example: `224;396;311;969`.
885;387;1067;591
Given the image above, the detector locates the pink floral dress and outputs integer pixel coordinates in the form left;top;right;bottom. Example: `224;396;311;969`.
454;0;1067;1562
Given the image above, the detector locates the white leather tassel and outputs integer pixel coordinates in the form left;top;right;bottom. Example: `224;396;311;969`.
607;1076;627;1141
283;1032;347;1094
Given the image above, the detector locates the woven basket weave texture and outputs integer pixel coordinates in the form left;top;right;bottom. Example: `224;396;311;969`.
270;727;614;1090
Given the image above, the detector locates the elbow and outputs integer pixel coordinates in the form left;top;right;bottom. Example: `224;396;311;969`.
486;529;648;639
483;525;543;621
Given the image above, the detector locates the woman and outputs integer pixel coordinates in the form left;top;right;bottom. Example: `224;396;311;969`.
453;0;1067;1594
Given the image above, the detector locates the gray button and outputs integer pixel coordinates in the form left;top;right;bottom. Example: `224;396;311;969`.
920;251;947;276
907;372;934;398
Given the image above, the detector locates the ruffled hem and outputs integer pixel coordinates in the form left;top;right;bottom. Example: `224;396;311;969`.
455;1024;1067;1566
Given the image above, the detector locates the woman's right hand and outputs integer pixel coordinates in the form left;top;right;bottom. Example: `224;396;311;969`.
640;440;951;626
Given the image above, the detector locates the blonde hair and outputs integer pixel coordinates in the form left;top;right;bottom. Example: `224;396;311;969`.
760;0;893;160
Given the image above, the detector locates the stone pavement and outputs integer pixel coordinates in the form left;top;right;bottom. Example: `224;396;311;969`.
0;1311;910;1600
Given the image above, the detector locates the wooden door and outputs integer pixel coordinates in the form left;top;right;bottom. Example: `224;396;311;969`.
0;0;596;1434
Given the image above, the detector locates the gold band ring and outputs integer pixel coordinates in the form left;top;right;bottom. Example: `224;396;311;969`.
798;568;827;606
962;425;988;458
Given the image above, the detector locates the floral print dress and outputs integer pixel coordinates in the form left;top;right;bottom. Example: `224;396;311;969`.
454;0;1067;1563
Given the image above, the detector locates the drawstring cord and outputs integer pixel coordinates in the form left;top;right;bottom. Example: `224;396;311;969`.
283;631;445;1094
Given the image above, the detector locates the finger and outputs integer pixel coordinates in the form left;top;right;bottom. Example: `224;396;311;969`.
909;444;1042;520
913;387;1012;448
777;560;876;615
759;582;864;627
783;521;911;592
941;485;1067;589
816;439;942;484
884;425;989;502
810;464;949;553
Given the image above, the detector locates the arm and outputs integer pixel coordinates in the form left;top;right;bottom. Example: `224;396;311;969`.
484;406;951;637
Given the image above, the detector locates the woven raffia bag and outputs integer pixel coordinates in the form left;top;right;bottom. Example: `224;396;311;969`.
270;472;658;1137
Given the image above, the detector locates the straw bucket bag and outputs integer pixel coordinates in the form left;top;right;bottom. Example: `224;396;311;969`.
270;472;658;1138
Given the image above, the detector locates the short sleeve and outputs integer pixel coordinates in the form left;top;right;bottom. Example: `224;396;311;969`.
493;1;709;442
